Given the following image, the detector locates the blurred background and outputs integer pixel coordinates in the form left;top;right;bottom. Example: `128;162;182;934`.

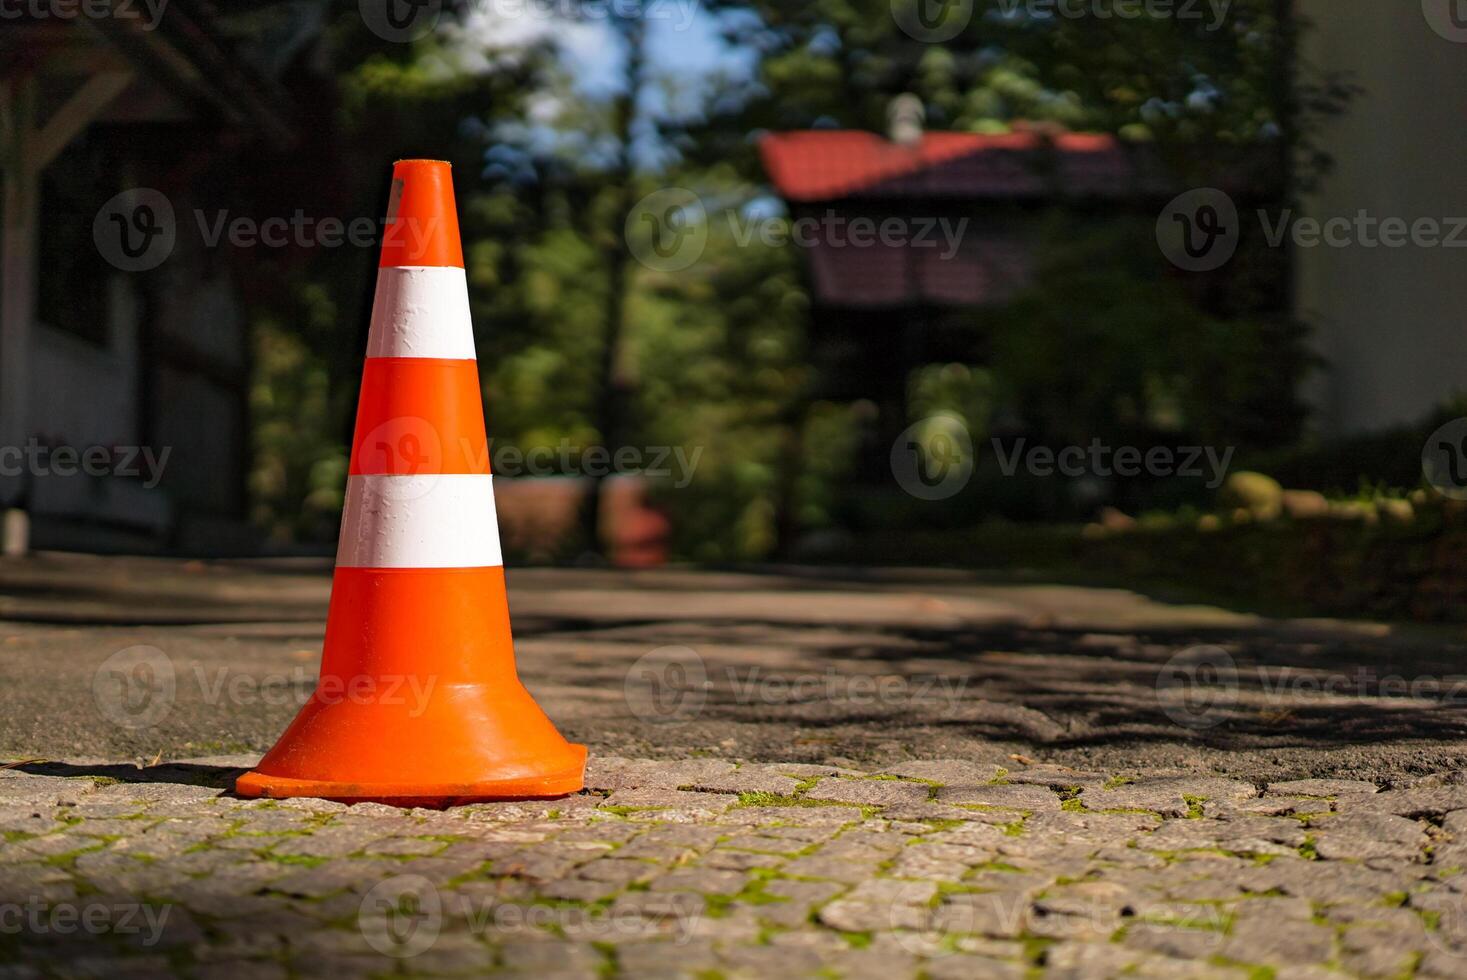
3;0;1467;620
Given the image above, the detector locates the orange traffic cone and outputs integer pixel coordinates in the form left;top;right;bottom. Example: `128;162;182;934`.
236;160;586;804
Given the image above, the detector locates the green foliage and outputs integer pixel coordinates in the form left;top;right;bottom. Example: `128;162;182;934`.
633;187;811;560
986;214;1311;450
245;2;1345;555
1218;472;1284;520
249;302;349;544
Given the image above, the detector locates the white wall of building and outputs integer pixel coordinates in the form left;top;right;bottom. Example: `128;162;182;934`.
1296;1;1467;434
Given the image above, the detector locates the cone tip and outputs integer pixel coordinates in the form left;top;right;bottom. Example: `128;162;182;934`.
382;159;464;268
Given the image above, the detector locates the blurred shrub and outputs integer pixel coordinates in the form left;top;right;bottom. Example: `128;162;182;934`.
1240;394;1467;498
986;214;1310;453
1218;472;1284;521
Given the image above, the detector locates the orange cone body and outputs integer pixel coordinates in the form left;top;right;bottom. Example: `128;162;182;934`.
236;160;586;804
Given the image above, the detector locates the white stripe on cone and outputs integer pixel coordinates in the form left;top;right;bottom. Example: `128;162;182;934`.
336;474;504;568
366;266;476;360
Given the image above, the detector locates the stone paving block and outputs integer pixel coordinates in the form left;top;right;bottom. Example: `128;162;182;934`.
923;953;1027;979
86;782;225;805
928;821;1012;847
612;939;721;979
1024;809;1161;845
1132;955;1252;978
685;764;804;795
802;778;930;807
876;760;1008;784
537;877;618;903
1080;778;1256;817
1004;769;1110;792
1338;923;1425;977
817;878;936;931
823;948;922;980
69;817;149;838
14;833;98;859
0;773;95;806
613;825;723;863
880;801;996;823
936;782;1061;810
1267;778;1380;797
716;943;828;976
648;867;747;894
744;803;867;827
389;853;491;881
1419;947;1467;978
576;857;660;886
554;820;643;843
187;961;290;980
0;806;65;836
1141;813;1306;856
484;848;582;883
398;941;497;975
1220;919;1335;965
717;832;807;854
1357;786;1467;818
284;953;388;978
679;905;764;944
777;853;880;885
1042;940;1151;978
604;891;706;942
601;787;738;814
701;848;782;871
765;763;867;778
931;889;1032;938
265;860;381;897
1228;895;1316;924
595;759;738;792
888;841;996;880
1309;811;1429;861
498;938;606;974
825;827;908;855
358;836;444;857
755;878;845;927
1121;921;1230;961
1202;796;1310;818
265;826;388;859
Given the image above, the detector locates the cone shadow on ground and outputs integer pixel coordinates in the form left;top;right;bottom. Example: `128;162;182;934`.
12;760;247;789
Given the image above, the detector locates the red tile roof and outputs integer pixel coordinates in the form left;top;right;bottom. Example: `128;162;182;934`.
759;130;1156;202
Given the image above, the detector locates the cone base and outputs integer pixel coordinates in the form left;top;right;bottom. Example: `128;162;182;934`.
235;745;586;806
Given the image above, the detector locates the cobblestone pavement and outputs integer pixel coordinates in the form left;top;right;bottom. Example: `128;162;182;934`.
7;756;1467;978
6;555;1467;976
